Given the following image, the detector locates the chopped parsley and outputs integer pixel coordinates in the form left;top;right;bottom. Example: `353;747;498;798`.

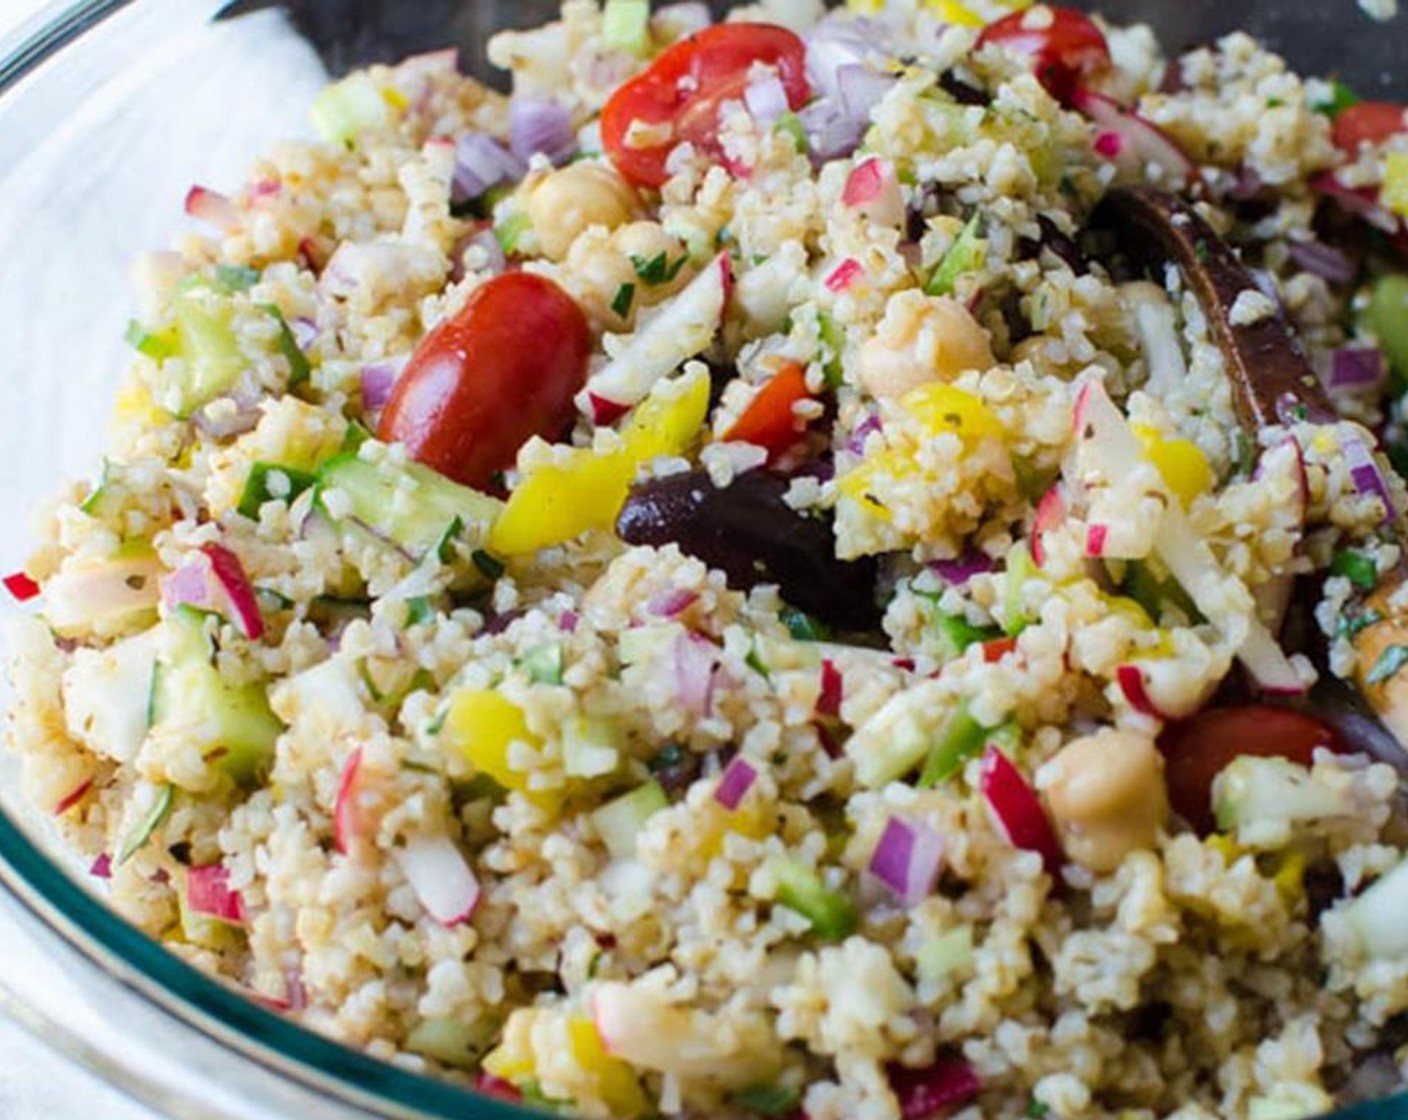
1025;1097;1050;1119
1312;79;1360;119
405;596;436;626
630;250;689;286
611;281;636;318
776;111;808;153
1367;644;1408;686
1331;549;1379;590
730;1083;802;1116
781;607;832;642
471;548;505;580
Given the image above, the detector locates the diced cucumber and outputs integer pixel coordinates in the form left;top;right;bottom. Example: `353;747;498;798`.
125;319;179;360
170;292;246;417
915;925;974;984
116;783;174;865
258;303;312;385
152;605;284;785
562;714;621;778
618;624;680;668
933;612;1001;660
780;607;833;642
1002;541;1037;636
918;701;990;787
1362;273;1408;384
602;0;651;56
310;71;394;147
61;627;160;763
773;858;858;941
316;453;502;558
591;780;668;860
406;1015;498;1070
1211;756;1348;838
238;462;317;519
1344;854;1408;960
926;214;984;297
519;643;564;685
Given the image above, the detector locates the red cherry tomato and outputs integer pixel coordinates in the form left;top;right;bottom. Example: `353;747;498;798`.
601;22;810;189
721;361;812;461
976;7;1110;106
1158;706;1343;835
378;273;591;489
1332;101;1408;153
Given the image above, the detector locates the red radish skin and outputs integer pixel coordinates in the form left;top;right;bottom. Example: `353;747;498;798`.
843;158;885;206
54;778;93;816
1031;486;1066;568
3;571;40;602
201;542;265;641
817;659;844;717
825;257;864;292
184;186;240;231
1116;663;1166;719
186;863;246;925
979;746;1062;874
334;748;365;856
1084;523;1109;557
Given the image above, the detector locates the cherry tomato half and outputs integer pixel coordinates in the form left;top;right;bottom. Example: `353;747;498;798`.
976;7;1110;106
1332;101;1408;154
601;22;810;189
378;273;591;489
1158;706;1343;835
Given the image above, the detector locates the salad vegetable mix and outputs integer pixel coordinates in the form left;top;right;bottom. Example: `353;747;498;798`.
6;2;1408;1118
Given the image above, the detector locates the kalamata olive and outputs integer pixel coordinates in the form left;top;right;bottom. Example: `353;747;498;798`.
616;469;880;632
378;272;591;490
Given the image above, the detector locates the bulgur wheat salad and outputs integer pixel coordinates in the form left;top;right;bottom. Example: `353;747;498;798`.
7;1;1408;1117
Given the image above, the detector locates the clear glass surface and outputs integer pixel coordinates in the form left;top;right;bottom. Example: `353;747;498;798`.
0;2;1402;1118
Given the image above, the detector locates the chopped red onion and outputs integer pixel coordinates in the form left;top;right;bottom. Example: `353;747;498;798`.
1084;523;1109;557
1327;346;1387;392
979;746;1062;874
90;853;113;880
927;552;994;586
869;815;944;905
1289;240;1357;285
797;96;866;162
837;64;897;121
1228;164;1263;200
744;74;790;126
395;833;480;927
714;755;759;811
1345;433;1398;525
186;863;246;926
192;380;263;439
805;16;893;101
161;554;216;613
889;1056;982;1120
845;413;882;456
451;132;527;203
510;97;577;165
674;630;719;716
284;966;308;1012
825;257;864;292
817;658;844;717
290;316;319;350
588;392;631;426
647;588;700;617
361;362;401;412
559;610;580;633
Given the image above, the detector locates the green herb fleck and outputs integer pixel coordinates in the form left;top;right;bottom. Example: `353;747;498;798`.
1266;96;1285;109
649;743;686;775
1194;239;1211;263
781;607;833;642
436;515;465;564
630;250;689;286
471;548;505;581
405;596;436;626
124;320;179;361
1025;1097;1050;1119
1313;79;1360;119
213;263;259;293
611;281;635;318
776;111;808;153
817;311;845;390
1331;549;1379;590
1367;644;1408;686
746;645;771;679
494;211;531;255
730;1083;802;1116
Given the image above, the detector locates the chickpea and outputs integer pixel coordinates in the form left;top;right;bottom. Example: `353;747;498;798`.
527;162;641;261
561;221;689;328
1038;728;1168;874
858;291;996;400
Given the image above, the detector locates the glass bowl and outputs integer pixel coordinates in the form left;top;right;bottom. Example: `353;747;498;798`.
0;3;1402;1118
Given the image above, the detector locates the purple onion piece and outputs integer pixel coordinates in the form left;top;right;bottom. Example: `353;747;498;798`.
360;361;402;412
869;816;944;905
673;630;719;716
290;316;319;350
451;132;526;203
1326;346;1386;392
509;97;577;165
559;610;580;633
744;75;790;127
1344;434;1398;525
845;412;883;456
1289;239;1358;285
836;64;898;121
90;853;113;880
927;551;995;586
647;588;700;618
714;755;758;811
797;96;866;163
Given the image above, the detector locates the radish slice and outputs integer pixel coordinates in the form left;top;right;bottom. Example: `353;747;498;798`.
184;185;240;231
825;257;864;292
1084;523;1109;557
1071;89;1192;185
201;543;266;641
334;748;366;855
1031;486;1066;568
1115;659;1214;721
575;253;731;418
842;157;905;227
979;746;1062;874
186;863;246;926
868;816;944;905
817;658;843;717
646;588;699;617
1071;378;1301;693
394;833;480;927
714;755;759;810
1311;172;1402;236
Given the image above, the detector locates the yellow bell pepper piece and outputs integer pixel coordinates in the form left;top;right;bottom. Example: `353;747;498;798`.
443;688;561;810
482;1010;537;1083
1272;849;1306;905
835;452;899;522
489;371;709;555
112;380;170;430
568;1017;650;1117
1384;153;1408;220
1132;424;1214;508
901;383;1003;443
